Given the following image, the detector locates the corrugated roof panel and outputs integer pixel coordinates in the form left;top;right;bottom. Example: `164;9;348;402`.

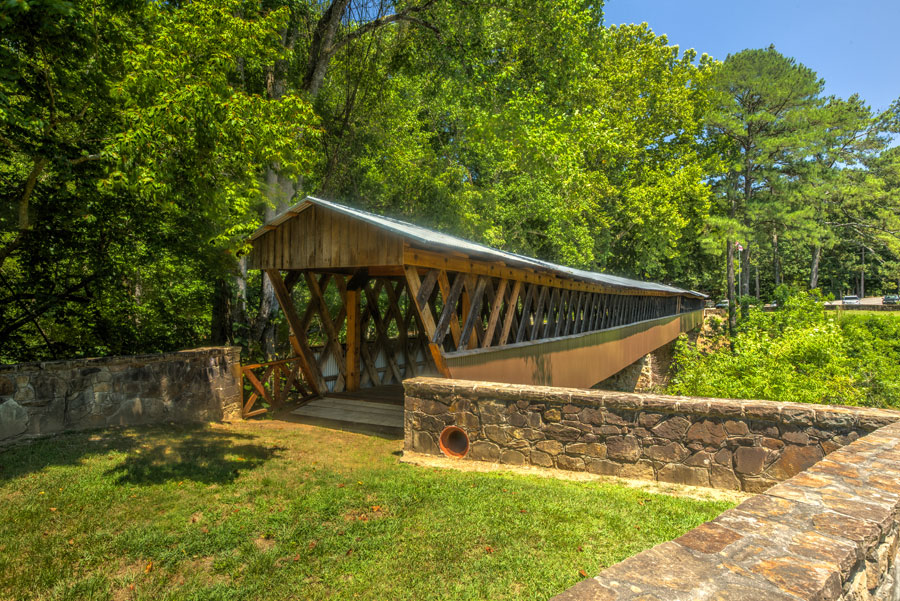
249;196;705;298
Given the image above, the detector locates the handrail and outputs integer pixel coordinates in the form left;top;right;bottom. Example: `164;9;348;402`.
240;356;318;418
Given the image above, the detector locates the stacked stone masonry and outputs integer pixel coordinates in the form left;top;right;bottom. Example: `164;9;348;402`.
403;378;900;493
0;347;242;446
404;378;900;600
552;421;900;601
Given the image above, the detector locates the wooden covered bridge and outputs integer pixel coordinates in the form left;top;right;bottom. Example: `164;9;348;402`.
240;197;705;424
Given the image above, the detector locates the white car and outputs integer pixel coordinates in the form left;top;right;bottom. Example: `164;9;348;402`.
842;295;860;305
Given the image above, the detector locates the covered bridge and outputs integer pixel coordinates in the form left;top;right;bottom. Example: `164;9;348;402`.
240;196;705;419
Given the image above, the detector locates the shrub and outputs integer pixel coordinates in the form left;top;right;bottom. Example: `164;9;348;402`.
670;291;900;408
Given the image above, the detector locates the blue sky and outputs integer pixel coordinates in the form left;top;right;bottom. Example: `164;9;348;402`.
602;0;900;113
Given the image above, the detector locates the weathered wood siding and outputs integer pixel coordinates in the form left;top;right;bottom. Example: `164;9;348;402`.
248;205;405;270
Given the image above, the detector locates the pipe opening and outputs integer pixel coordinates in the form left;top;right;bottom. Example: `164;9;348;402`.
439;426;470;458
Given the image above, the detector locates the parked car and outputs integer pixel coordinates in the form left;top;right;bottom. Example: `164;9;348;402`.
884;294;900;305
842;295;860;305
714;299;729;309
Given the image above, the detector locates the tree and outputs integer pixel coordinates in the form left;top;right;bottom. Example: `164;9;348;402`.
0;0;750;362
0;0;319;361
0;0;148;358
706;46;825;329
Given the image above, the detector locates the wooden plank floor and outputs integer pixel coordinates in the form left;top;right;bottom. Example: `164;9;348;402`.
291;397;403;429
288;386;405;434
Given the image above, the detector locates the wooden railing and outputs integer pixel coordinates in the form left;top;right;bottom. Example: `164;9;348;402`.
241;356;317;418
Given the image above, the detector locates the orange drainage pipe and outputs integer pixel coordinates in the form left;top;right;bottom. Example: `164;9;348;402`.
439;426;470;458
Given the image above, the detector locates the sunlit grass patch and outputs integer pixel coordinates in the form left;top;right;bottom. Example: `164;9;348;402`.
0;421;732;601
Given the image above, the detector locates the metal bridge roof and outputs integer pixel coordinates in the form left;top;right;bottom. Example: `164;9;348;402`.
250;196;705;298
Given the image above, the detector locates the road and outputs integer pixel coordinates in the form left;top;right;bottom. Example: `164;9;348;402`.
824;296;891;306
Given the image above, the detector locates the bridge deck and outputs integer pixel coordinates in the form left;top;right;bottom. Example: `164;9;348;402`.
289;386;404;434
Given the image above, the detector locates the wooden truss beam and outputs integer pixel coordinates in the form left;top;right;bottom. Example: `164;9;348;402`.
404;266;437;341
263;269;322;396
434;272;466;348
482;278;508;348
498;279;522;346
459;275;487;351
264;261;697;405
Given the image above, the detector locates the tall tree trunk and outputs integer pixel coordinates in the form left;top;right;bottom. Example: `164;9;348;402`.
235;256;249;340
810;245;822;289
303;0;352;97
236;33;301;361
251;173;296;359
726;238;736;333
740;244;751;296
860;245;865;298
237;0;341;361
210;277;233;345
773;231;781;287
755;264;760;298
0;156;47;272
736;151;752;325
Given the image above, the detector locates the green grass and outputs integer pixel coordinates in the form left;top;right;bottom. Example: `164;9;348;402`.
0;421;733;601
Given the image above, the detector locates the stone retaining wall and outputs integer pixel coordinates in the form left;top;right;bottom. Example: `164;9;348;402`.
552;420;900;601
403;378;900;493
0;347;242;446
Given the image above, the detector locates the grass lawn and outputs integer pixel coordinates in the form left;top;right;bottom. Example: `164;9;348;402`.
0;420;733;601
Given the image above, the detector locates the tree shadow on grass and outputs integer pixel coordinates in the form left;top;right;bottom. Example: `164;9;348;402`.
104;427;284;486
0;424;283;486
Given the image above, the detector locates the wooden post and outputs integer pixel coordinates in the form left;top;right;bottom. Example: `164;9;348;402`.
345;288;361;392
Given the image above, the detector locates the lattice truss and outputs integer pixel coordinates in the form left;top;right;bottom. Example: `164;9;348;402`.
242;267;701;417
404;267;687;353
270;271;435;396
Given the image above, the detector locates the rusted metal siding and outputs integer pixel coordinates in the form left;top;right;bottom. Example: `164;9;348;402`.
442;310;702;388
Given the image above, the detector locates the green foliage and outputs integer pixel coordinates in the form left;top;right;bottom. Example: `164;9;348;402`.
0;0;318;361
1;0;724;362
2;0;898;364
670;292;900;408
107;0;321;247
703;46;900;304
313;6;717;279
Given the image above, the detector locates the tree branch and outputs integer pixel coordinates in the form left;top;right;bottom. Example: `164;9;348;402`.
331;9;440;55
304;0;439;96
0;156;48;273
69;154;101;165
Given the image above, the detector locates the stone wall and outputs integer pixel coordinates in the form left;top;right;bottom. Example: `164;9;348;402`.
403;378;900;493
552;420;900;601
0;347;242;446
